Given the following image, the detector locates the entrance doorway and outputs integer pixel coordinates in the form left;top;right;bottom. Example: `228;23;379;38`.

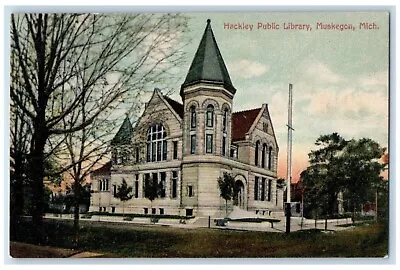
234;180;245;209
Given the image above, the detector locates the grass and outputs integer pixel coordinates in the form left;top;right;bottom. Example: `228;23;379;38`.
10;218;388;258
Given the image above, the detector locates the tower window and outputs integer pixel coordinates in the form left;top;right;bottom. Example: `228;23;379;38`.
222;136;226;156
190;106;196;129
223;109;228;131
206;134;213;153
190;135;196;154
206;105;214;127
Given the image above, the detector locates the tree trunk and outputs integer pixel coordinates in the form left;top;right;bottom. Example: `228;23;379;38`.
325;214;328;231
122;201;125;218
73;178;81;248
225;199;228;217
29;129;47;244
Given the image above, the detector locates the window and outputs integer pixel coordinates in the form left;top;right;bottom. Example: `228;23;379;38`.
171;171;178;198
144;208;148;215
173;141;178;159
112;207;115;213
188;185;194;197
222;136;226;156
267;179;272;201
261;178;266;201
255;141;260;166
261;144;267;168
190;106;196;129
159;208;164;215
113;184;117;197
135;174;139;198
223;109;228;131
99;179;109;191
254;177;259;200
160;172;166;198
143;173;150;198
206;134;213;153
146;124;167;162
206;105;214;127
186;209;193;217
152;208;156;215
135;147;140;163
263;122;269;133
152;173;158;188
190;135;196;154
230;146;238;159
268;147;273;170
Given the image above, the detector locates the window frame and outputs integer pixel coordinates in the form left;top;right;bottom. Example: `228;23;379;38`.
206;105;214;128
206;134;213;154
146;124;167;162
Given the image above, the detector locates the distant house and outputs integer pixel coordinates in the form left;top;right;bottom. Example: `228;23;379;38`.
89;20;284;218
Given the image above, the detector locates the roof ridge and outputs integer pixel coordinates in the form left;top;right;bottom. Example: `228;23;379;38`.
232;107;263;114
163;95;183;105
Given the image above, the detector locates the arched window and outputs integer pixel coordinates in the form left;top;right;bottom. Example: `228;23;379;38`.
206;105;214;127
255;140;260;166
146;124;167;162
261;143;267;168
222;108;228;156
223;109;228;132
268;146;273;170
190;106;196;129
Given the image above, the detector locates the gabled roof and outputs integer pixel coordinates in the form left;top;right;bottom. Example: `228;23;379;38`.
181;19;236;95
164;96;184;118
91;161;111;177
111;115;133;145
231;108;262;142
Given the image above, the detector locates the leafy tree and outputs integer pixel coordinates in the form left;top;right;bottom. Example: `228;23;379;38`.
301;133;386;226
302;133;347;229
143;176;161;215
217;172;236;216
341;138;385;222
115;179;133;217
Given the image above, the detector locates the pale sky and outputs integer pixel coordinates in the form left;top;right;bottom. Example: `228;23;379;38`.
167;12;389;181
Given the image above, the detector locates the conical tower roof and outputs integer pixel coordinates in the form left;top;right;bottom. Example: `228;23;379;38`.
111;115;133;145
181;19;236;95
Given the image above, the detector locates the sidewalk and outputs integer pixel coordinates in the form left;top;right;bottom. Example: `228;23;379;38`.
43;213;355;233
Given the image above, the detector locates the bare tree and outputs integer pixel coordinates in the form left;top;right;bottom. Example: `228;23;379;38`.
10;50;32;229
10;13;189;243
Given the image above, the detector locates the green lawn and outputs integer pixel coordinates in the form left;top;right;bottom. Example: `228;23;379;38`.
11;218;388;258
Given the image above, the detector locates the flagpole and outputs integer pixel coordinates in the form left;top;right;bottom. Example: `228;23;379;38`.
286;83;294;233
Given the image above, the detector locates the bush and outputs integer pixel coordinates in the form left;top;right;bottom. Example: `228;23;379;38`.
123;216;133;221
150;217;159;224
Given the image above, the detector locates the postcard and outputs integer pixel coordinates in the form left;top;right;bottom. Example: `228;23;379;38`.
9;11;390;259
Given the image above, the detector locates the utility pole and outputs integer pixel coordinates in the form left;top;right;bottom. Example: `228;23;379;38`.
286;83;294;234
